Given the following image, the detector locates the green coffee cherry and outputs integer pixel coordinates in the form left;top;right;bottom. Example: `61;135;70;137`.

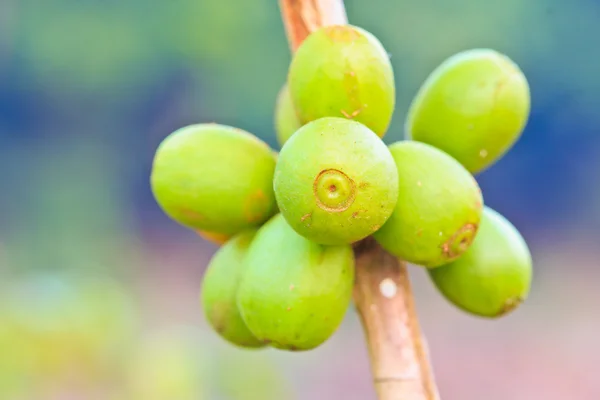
274;84;302;146
274;117;398;245
429;207;532;318
201;230;265;349
373;141;483;268
151;124;278;236
237;214;354;351
196;230;231;245
288;25;395;137
406;48;530;174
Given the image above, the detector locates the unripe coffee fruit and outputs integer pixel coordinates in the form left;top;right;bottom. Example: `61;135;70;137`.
288;25;395;137
429;207;532;317
274;84;302;146
151;124;278;236
373;141;483;268
196;230;231;245
201;230;265;348
274;117;399;245
407;48;530;174
237;214;354;351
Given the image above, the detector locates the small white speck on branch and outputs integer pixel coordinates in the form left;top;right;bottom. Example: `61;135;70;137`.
379;278;397;298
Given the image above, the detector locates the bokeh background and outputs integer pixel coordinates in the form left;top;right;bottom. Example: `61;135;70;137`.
1;0;599;399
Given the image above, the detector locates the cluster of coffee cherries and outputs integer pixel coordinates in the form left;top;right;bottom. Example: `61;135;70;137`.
151;24;533;351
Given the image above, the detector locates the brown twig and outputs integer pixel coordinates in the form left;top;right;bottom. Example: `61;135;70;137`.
353;239;439;400
279;0;348;52
277;1;440;399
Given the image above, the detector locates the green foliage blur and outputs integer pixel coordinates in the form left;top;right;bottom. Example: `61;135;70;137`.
0;272;293;399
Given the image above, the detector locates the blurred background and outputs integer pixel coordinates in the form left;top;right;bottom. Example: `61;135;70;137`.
0;0;598;399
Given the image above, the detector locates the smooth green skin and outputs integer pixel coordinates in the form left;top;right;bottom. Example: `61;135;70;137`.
151;124;278;235
406;48;530;174
288;25;395;138
274;84;302;147
237;214;354;351
429;207;532;318
201;230;266;348
274;117;399;245
373;141;483;268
